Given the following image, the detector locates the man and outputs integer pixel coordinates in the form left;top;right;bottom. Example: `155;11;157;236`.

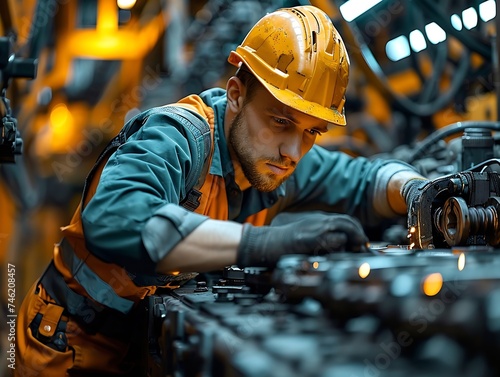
15;5;427;376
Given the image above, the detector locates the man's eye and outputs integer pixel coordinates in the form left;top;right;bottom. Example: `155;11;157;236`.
273;117;289;126
307;129;322;136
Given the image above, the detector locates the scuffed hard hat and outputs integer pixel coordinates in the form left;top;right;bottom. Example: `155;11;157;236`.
228;5;350;127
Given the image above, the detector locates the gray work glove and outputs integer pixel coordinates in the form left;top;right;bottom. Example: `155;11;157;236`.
236;211;370;268
401;178;430;208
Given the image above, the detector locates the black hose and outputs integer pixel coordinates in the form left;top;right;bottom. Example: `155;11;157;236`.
408;121;500;163
342;18;471;117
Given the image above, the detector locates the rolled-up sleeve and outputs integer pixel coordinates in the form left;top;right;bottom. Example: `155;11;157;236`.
81;113;209;274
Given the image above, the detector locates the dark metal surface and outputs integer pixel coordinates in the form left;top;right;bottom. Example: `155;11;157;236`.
143;250;500;377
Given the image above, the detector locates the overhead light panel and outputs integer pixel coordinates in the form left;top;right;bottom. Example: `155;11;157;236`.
339;0;383;22
462;7;478;29
479;0;496;22
386;35;410;61
117;0;136;10
425;22;446;44
409;30;427;52
450;14;463;30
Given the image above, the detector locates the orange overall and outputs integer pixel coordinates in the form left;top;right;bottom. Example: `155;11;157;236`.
15;95;268;376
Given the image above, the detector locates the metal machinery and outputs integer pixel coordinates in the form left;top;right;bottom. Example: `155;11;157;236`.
0;0;500;376
143;252;500;377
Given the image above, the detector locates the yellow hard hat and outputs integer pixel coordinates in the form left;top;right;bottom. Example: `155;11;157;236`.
228;5;350;127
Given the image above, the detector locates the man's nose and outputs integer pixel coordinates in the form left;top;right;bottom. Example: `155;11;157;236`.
279;131;303;164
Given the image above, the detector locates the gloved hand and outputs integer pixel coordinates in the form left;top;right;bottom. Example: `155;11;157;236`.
401;178;430;208
236;211;369;268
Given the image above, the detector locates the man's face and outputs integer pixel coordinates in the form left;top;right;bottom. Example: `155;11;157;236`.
229;86;328;192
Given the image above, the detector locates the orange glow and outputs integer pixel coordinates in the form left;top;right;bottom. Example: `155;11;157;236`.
358;262;371;279
422;273;443;296
47;103;78;152
64;11;166;60
98;0;118;32
50;103;72;131
312;261;319;269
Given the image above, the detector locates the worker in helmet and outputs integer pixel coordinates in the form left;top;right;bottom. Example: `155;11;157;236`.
15;5;427;376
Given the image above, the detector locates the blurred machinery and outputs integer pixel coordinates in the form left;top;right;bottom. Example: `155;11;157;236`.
318;0;497;159
143;251;500;377
0;0;500;375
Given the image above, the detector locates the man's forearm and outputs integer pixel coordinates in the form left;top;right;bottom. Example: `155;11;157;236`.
387;170;426;215
155;219;242;273
372;162;426;217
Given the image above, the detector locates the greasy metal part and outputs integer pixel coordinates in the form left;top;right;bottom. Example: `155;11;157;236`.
144;252;500;377
437;197;470;246
436;196;500;247
485;197;500;245
407;173;468;249
408;159;500;249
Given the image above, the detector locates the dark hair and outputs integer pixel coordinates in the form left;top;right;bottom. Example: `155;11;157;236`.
235;64;262;105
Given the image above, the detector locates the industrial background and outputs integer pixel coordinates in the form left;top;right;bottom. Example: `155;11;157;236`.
0;0;497;375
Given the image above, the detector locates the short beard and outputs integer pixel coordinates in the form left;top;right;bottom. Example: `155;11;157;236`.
229;110;286;192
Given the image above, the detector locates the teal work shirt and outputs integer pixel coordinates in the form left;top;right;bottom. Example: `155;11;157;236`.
82;88;413;277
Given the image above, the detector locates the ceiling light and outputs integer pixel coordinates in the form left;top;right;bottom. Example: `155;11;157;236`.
339;0;383;22
386;35;410;61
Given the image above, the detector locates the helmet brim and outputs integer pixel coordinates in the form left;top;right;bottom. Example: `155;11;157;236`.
229;52;346;128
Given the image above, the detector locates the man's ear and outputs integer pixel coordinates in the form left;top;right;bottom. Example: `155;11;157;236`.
226;76;246;112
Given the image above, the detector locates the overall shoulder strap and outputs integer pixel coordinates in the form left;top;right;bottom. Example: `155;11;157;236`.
80;106;212;211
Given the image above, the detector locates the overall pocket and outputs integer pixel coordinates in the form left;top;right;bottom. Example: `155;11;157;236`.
17;298;74;377
29;309;68;352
